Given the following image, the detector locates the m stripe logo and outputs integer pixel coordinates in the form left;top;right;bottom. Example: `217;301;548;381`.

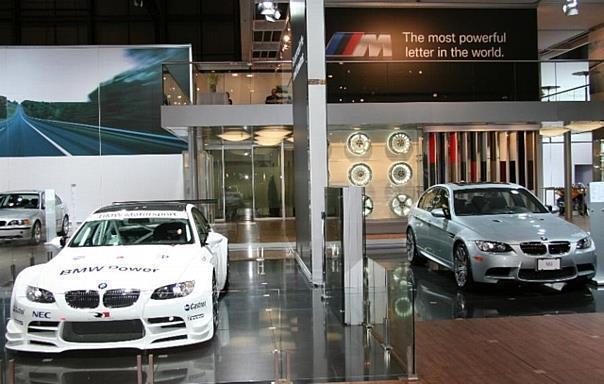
326;32;392;57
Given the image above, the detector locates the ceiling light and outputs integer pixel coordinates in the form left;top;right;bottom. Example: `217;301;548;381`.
539;128;569;137
256;137;284;146
563;0;579;16
564;121;604;132
256;127;291;139
218;131;251;142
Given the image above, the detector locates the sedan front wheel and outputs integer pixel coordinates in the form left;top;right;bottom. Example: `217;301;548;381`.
453;242;474;290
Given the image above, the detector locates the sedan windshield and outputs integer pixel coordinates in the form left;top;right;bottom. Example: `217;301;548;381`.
69;218;194;247
0;193;40;209
454;188;548;216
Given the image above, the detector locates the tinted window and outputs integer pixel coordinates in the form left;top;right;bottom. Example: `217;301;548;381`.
453;188;548;216
418;189;437;211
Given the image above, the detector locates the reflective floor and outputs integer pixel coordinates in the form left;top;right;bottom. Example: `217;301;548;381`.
0;251;404;383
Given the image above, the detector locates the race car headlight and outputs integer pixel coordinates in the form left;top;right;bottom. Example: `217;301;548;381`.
26;286;55;303
8;219;30;226
151;281;195;300
475;240;512;253
577;236;592;250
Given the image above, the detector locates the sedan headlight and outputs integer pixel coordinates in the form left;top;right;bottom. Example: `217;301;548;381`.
151;281;195;300
8;219;30;226
475;240;512;253
26;286;55;303
577;236;592;250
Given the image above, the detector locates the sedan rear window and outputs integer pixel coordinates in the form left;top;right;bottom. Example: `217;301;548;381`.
454;188;548;216
69;218;194;247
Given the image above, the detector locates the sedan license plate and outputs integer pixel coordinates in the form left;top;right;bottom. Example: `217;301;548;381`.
537;258;561;271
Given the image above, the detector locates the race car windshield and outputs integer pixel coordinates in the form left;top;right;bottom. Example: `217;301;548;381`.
69;218;194;247
454;188;549;216
0;193;40;209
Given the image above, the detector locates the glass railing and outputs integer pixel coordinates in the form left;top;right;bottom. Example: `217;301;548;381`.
366;257;416;378
162;61;292;106
162;59;602;105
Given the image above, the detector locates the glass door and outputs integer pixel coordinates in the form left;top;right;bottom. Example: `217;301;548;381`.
253;146;282;218
224;149;253;221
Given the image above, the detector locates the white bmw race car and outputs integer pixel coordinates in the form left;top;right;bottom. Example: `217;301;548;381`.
5;201;228;352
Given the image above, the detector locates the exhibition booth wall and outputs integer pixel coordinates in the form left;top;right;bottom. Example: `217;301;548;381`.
0;45;191;223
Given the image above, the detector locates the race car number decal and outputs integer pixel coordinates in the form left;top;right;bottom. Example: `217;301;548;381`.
60;265;159;275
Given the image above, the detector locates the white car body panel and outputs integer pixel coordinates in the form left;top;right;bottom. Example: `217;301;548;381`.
5;203;228;352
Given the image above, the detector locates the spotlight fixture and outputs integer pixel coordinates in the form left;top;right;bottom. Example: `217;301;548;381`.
133;0;143;7
258;1;281;22
563;0;579;16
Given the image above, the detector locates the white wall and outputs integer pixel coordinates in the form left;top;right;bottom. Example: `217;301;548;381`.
0;155;184;224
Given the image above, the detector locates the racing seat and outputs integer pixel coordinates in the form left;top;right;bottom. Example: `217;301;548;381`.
153;222;186;242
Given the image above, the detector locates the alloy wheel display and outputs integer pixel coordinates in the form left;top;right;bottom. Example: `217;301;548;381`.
348;163;372;186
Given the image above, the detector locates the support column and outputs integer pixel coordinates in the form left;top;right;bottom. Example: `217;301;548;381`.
564;131;573;221
188;127;199;200
291;0;328;284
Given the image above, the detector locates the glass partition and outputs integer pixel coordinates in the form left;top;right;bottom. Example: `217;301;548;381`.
366;257;416;377
323;187;344;324
162;61;292;105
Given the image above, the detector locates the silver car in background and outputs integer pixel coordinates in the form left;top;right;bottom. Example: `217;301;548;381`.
406;183;596;289
0;190;69;243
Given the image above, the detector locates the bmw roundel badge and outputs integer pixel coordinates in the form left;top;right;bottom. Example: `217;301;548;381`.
98;282;108;289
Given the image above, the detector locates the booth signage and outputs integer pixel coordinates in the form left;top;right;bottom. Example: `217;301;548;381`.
325;8;537;61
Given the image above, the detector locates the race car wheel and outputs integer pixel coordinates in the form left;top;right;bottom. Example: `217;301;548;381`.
58;215;69;236
31;221;42;244
212;272;219;335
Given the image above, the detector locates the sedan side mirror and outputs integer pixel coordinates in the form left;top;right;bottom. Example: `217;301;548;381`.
431;208;451;220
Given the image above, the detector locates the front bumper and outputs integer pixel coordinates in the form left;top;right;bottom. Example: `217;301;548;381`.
0;226;33;240
5;291;214;353
468;242;596;284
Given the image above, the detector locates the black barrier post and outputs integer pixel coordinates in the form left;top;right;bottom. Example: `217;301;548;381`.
9;265;15;283
29;256;35;266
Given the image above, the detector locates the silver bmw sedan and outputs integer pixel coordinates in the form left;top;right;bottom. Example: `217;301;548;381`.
406;183;596;289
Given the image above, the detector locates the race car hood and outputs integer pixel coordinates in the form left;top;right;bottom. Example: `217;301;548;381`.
33;245;205;294
456;213;588;244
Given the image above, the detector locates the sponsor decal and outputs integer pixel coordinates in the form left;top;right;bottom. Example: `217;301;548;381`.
184;301;206;311
60;265;159;275
188;313;204;321
32;311;51;319
72;255;85;261
98;282;108;289
12;305;24;316
161;254;169;259
13;319;24;326
326;32;392;57
91;311;111;318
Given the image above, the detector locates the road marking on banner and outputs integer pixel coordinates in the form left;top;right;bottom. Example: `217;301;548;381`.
23;119;72;156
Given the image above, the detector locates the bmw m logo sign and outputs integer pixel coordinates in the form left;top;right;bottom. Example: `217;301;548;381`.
326;33;392;57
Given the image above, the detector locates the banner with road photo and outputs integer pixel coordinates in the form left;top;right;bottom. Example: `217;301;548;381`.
0;46;190;157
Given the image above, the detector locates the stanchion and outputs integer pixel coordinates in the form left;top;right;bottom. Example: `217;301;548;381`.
29;256;35;266
10;265;16;283
7;360;14;384
147;353;154;384
136;355;143;384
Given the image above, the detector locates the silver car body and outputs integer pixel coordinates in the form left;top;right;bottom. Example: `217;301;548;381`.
408;183;596;284
0;190;68;242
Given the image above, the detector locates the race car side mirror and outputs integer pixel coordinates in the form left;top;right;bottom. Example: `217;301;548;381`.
60;236;68;247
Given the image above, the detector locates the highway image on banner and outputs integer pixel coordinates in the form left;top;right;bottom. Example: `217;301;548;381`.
0;47;189;157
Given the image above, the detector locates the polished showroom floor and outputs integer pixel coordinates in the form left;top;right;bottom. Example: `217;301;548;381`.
0;245;403;384
2;235;604;383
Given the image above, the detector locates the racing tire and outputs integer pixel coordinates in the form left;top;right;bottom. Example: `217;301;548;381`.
406;228;424;265
31;221;42;245
453;242;474;291
58;215;69;236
